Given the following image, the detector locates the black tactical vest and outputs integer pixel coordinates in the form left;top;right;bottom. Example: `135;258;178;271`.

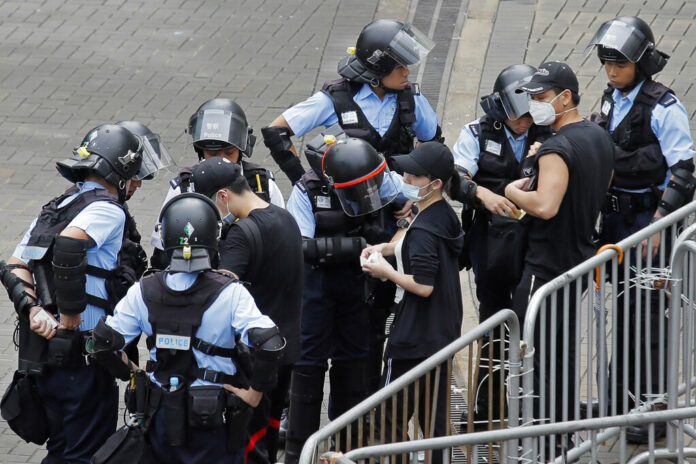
297;171;386;244
595;80;673;189
142;270;249;386
471;115;553;196
321;79;417;162
23;186;145;315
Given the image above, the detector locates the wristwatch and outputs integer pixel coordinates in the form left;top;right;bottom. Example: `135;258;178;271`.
396;218;411;229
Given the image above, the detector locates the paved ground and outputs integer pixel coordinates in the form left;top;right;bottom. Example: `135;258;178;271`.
1;0;695;462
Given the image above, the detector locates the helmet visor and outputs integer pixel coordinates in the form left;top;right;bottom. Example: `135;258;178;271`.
498;75;532;120
332;161;398;217
386;25;435;67
584;20;650;62
134;134;176;180
191;109;248;152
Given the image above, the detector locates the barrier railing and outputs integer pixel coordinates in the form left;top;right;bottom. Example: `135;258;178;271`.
518;201;696;462
298;309;522;464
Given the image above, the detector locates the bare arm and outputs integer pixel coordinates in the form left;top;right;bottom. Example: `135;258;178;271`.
504;153;568;220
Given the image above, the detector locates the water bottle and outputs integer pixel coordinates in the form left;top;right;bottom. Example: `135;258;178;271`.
169;376;180;392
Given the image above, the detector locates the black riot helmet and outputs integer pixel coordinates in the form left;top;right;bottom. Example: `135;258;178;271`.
57;124;143;203
586;16;669;77
187;98;256;160
157;192;222;273
337;19;434;87
322;137;398;217
480;64;537;122
115;121;176;180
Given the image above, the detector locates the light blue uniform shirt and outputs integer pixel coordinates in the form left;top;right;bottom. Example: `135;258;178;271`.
283;83;438;141
106;271;276;387
13;181;125;331
452;118;529;176
286;171;405;238
608;80;696;192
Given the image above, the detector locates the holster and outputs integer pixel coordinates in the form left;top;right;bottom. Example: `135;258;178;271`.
16;315;48;376
0;370;49;445
225;391;253;452
46;329;84;369
160;383;187;447
188;385;225;429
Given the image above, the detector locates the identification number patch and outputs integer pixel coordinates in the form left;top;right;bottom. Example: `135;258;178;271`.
601;100;611;116
155;334;191;350
316;196;332;209
341;111;359;125
485;139;502;156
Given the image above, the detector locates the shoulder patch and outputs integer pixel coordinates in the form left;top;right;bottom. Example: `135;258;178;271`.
468;123;480;138
169;177;181;189
658;92;677;107
296;181;307;194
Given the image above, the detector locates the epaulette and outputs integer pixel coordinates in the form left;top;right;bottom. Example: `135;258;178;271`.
658;92;677;107
468;123;480;138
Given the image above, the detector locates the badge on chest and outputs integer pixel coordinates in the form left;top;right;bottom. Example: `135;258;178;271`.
601;100;611;117
156;334;191;350
484;139;502;156
341;111;359;125
316;196;332;209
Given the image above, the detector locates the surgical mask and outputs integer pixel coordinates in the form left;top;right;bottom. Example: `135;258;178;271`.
216;194;236;224
528;92;575;126
401;180;437;202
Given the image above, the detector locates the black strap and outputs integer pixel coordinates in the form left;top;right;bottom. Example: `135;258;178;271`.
87;294;111;312
145;360;241;385
191;337;236;357
86;265;114;280
231;219;263;278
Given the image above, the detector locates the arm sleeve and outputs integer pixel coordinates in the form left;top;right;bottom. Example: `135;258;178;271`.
651;97;696;167
12;219;38;264
452;123;481;175
413;94;438;141
219;224;252;280
286;186;316;238
227;284;276;346
68;201;125;248
269;179;285;208
536;135;573;174
407;228;440;287
105;283;150;347
282;91;338;138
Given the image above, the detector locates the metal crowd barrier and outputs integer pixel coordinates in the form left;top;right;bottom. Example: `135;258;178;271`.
339;407;696;464
298;309;521;464
518;201;696;463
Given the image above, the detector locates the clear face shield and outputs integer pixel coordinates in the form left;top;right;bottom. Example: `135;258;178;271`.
330;161;398;217
584;20;651;62
133;133;176;180
385;24;435;67
499;76;533;120
191;109;248;153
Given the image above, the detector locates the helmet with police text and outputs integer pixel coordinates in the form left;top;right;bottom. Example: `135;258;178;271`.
480;64;537;121
57;124;143;202
337;19;434;85
585;16;669;76
157;192;222;273
322;137;398;217
188;98;255;160
115;121;176;180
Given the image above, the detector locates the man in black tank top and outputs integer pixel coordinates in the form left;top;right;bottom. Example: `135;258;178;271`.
505;61;614;453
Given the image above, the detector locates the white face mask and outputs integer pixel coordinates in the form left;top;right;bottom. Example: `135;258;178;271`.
528;92;575;126
216;193;235;224
401;179;437;202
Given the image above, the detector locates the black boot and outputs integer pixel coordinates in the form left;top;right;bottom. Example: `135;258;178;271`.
284;366;326;464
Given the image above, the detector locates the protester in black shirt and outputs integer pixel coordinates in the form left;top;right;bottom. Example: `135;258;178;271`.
190;157;303;464
505;61;614;454
362;142;463;463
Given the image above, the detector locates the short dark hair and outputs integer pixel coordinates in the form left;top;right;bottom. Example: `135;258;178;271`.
552;87;580;105
222;173;251;196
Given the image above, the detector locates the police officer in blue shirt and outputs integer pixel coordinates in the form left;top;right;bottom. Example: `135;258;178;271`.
261;19;441;186
586;16;696;442
0;124;143;463
283;137;401;464
451;64;553;428
90;193;285;464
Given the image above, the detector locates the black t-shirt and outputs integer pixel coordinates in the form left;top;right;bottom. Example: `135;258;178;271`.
385;200;464;360
219;204;304;364
525;120;614;279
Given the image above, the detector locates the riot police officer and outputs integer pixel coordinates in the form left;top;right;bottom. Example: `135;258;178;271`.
0;124;143;463
150;98;284;269
261;18;441;185
91;192;285;464
283;137;402;464
451;64;553;427
586;16;696;442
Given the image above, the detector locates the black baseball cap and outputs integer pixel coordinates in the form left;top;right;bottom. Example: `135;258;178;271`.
517;61;579;95
391;142;454;181
190;157;241;197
